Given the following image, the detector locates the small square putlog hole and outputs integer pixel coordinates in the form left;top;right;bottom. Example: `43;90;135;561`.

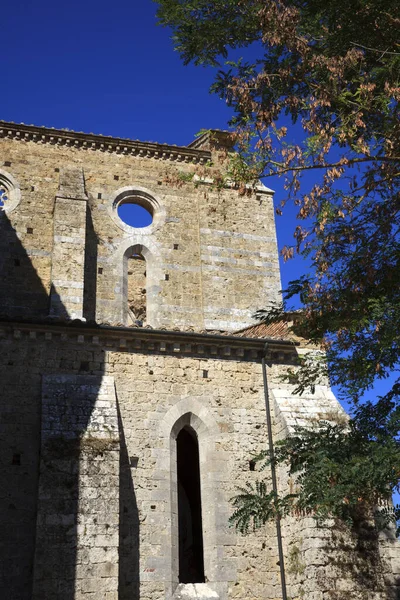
12;454;21;466
129;456;139;468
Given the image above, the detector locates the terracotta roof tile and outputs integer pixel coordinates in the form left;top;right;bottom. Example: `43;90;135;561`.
232;320;294;341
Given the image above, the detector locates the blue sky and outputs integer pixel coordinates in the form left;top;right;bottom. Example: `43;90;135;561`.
3;1;397;419
2;0;399;511
2;0;229;144
1;0;301;289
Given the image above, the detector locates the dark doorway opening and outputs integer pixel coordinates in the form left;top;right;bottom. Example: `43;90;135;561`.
177;427;205;584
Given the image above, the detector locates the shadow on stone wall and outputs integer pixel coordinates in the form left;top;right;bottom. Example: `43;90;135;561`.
0;208;140;599
117;400;140;600
286;516;400;599
0;210;64;598
0;212;69;320
317;518;399;599
83;204;98;323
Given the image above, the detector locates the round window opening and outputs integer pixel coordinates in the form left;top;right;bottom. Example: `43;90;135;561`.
0;185;9;209
117;200;153;228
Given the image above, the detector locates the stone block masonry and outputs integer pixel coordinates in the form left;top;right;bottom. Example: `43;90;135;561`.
49;167;88;320
0;121;399;600
0;122;279;332
32;375;119;600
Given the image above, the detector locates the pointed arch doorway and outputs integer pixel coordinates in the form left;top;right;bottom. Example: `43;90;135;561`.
176;426;205;584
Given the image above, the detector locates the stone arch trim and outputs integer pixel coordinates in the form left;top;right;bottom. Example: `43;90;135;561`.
0;168;21;213
111;237;163;326
114;235;162;263
150;399;233;600
108;184;167;235
160;398;219;441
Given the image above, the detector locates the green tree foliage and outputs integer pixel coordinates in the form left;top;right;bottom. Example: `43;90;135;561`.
156;0;400;532
231;399;400;534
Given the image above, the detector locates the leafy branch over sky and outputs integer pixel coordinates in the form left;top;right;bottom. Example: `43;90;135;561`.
156;0;400;532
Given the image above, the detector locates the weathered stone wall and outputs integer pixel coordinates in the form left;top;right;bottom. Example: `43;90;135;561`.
268;368;400;600
49;168;88;320
0;125;280;331
33;374;119;600
112;350;274;600
0;123;399;600
0;326;281;600
1;324;399;600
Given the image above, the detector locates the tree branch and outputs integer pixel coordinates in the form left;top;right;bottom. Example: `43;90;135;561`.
350;42;400;56
261;156;400;177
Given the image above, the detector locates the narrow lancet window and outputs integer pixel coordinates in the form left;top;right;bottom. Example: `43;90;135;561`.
177;427;205;584
127;253;146;325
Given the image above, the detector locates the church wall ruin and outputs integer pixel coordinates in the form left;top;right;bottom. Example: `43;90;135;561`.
0;125;280;331
0;122;399;600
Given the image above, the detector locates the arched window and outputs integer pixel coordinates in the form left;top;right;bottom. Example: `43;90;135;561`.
106;185;165;327
157;405;233;596
120;242;158;327
127;252;146;325
0;170;21;213
176;426;205;584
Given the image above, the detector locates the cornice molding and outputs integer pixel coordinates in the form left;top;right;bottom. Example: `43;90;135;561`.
0;121;211;165
0;320;299;363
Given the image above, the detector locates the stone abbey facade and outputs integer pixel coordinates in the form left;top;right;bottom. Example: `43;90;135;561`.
0;121;399;600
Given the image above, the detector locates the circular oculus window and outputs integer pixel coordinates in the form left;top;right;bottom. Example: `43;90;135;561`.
117;199;153;228
110;186;165;234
